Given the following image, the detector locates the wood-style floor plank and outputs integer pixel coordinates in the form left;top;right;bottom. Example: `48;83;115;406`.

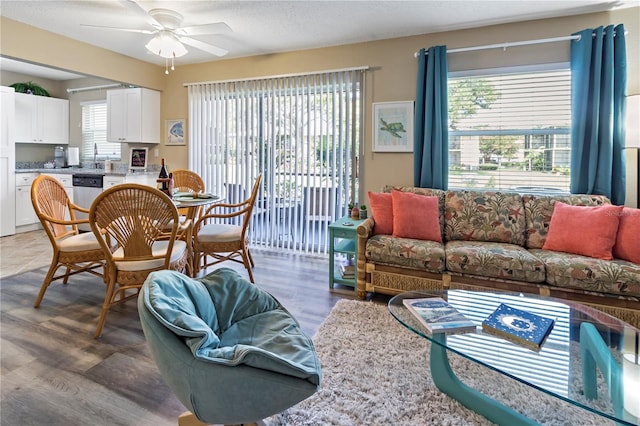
0;237;380;426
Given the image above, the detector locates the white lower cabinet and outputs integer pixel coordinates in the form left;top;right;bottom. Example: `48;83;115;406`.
103;175;125;190
15;173;38;227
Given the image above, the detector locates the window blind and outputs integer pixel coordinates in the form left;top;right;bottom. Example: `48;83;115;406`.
81;101;120;162
188;69;364;254
448;68;571;193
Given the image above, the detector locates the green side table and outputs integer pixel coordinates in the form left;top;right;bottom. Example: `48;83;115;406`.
328;216;365;290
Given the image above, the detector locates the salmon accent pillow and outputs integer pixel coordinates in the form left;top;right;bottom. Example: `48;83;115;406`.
542;202;624;260
612;207;640;263
391;191;442;242
368;192;393;235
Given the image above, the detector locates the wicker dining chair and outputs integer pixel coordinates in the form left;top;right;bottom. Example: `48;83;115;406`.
31;175;106;308
89;184;192;338
193;174;262;282
172;169;206;221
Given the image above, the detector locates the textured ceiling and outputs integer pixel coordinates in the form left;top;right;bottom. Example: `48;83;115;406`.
1;0;637;78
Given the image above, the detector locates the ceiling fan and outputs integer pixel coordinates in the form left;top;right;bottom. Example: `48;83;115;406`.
81;0;231;72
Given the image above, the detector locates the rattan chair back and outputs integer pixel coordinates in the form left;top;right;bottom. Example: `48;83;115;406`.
91;184;180;261
193;174;262;282
172;169;205;194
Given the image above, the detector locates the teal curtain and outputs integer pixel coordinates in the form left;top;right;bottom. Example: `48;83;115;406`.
570;24;627;205
414;46;448;189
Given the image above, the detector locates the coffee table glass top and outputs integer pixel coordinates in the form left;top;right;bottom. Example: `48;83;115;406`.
388;290;639;425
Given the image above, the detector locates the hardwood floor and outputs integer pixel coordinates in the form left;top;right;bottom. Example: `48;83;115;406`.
0;230;381;425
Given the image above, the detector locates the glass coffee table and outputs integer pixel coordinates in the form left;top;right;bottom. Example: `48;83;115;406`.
388;290;639;426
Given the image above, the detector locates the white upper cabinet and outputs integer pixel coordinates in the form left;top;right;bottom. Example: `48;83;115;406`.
107;88;160;144
14;93;69;144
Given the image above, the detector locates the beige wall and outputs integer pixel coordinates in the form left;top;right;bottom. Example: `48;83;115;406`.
2;7;638;205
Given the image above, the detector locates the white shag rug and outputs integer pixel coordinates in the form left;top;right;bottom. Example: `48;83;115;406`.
267;300;613;426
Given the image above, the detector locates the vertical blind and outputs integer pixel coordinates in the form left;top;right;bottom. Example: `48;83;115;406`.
81;101;120;162
448;67;572;193
187;69;365;254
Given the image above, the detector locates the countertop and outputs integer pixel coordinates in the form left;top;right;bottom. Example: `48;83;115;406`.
15;168;158;177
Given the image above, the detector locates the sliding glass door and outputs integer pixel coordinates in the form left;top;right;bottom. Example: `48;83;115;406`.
188;69;364;254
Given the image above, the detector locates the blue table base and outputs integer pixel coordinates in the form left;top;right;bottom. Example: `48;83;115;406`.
430;333;539;426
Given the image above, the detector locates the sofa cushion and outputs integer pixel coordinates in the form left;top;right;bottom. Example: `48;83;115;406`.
368;192;394;235
391;191;442;242
542;202;623;260
523;194;611;249
382;186;446;236
444;190;526;246
365;234;446;273
530;249;640;297
445;241;545;283
613;207;640;263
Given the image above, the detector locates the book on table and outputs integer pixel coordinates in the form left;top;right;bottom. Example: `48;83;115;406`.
402;297;477;335
481;303;555;352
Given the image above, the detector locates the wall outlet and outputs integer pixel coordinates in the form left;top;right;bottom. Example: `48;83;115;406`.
154;148;159;158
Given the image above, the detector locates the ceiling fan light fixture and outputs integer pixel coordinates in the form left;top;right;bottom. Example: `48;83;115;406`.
145;31;188;59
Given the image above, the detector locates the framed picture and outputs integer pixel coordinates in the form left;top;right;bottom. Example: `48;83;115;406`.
166;119;185;145
372;101;414;152
129;147;148;170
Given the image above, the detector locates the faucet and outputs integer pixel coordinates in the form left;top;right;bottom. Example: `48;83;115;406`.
94;143;99;168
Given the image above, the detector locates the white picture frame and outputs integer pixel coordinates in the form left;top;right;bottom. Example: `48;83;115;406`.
372;101;414;152
129;147;148;170
166;119;185;145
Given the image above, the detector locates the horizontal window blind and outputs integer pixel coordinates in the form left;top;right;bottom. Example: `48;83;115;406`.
81;101;120;162
448;69;571;193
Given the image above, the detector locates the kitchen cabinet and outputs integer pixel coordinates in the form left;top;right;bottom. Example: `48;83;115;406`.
41;173;74;203
103;175;125;189
15;173;38;227
1;87;16;236
107;88;160;144
14;93;69;144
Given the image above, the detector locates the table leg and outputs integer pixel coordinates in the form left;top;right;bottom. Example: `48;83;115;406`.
580;322;623;419
430;334;539;426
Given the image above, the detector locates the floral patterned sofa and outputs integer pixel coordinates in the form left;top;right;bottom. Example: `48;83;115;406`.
356;186;640;327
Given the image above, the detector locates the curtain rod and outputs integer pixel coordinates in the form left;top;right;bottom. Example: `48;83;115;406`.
184;66;369;87
413;35;579;58
66;83;123;94
414;29;627;58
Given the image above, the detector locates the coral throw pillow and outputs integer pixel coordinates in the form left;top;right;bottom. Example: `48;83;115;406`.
368;192;393;235
542;202;624;260
391;191;442;242
612;207;640;263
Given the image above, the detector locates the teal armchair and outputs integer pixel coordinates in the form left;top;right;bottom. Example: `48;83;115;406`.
137;268;321;425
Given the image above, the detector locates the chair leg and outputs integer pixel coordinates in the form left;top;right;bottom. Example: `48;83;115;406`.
34;258;60;308
94;273;116;338
241;249;255;283
177;411;265;426
178;412;208;426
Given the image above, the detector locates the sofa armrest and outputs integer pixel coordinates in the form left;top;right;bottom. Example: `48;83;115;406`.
356;217;375;299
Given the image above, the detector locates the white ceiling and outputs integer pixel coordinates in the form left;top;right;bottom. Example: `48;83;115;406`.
1;0;638;80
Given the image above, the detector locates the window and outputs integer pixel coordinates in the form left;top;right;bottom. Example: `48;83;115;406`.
448;66;571;193
188;69;364;254
81;101;120;162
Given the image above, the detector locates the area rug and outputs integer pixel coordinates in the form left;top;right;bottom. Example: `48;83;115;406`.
267;300;608;426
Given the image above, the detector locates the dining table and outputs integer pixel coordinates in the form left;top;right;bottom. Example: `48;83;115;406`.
172;192;223;222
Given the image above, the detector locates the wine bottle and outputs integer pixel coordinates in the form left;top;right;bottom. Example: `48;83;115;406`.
158;158;169;191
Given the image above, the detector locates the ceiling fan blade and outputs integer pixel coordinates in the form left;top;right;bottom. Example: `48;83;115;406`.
119;0;163;30
81;24;156;35
179;36;228;57
179;22;232;36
